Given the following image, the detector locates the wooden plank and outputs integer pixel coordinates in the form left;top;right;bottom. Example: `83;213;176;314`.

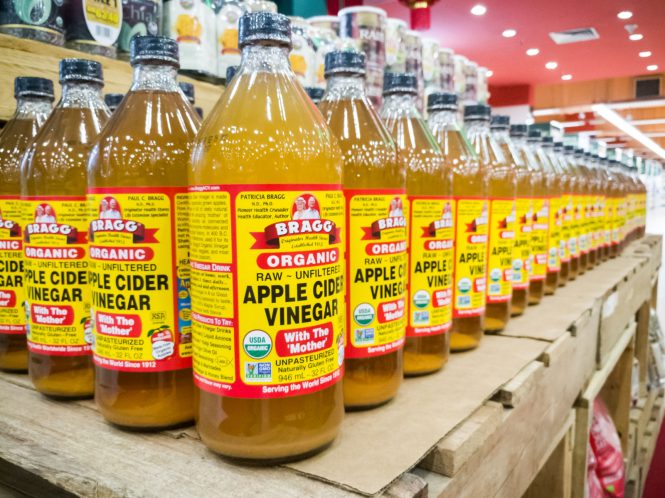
522;411;575;498
380;473;427;498
0;33;222;121
419;402;504;477
494;361;545;408
0;376;355;498
635;302;652;397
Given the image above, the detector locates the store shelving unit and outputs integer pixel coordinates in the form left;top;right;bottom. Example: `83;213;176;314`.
0;34;222;121
1;236;662;497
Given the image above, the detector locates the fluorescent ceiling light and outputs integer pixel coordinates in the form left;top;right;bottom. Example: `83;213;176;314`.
526;48;540;56
607;98;665;110
645;132;665;138
629;118;665;126
560;120;586;128
470;4;487;16
592;103;665;160
545;61;558;69
647;64;659;71
532;108;563;117
617;11;633;20
550;120;563;129
502;29;517;38
639;51;652;57
486;70;494;77
561;74;572;80
629;33;643;41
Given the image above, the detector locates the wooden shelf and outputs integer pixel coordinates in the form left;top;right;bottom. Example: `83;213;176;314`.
0;34;222;120
0;237;662;497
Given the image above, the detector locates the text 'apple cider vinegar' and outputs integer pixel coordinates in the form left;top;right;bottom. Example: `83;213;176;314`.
511;125;547;306
22;60;111;398
465;106;516;333
427;93;487;352
0;77;54;372
319;53;406;406
88;36;200;428
381;77;452;376
189;13;345;461
491;117;532;316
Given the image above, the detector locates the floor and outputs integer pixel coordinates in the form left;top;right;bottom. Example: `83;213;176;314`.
641;203;665;498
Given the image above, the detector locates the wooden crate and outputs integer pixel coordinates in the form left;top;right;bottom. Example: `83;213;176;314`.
0;34;222;121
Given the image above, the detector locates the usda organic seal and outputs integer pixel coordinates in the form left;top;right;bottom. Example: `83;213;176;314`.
413;290;430;309
457;277;472;293
490;268;501;282
353;303;375;326
243;330;272;359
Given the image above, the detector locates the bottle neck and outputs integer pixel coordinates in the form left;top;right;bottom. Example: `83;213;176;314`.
380;92;422;120
428;108;459;129
130;63;180;92
60;81;106;110
240;44;292;75
323;74;366;101
511;135;527;147
14;96;53;120
464;119;491;140
491;126;509;140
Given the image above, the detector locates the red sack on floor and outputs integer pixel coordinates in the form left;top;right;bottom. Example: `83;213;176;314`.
588;444;605;498
589;397;625;498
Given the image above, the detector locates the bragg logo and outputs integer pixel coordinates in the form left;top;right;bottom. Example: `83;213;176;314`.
251;193;339;248
0;217;20;238
422;201;453;237
89;196;155;243
362;196;407;240
24;203;82;243
466;202;488;233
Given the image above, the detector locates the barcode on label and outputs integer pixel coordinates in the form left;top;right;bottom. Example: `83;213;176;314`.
94;25;112;38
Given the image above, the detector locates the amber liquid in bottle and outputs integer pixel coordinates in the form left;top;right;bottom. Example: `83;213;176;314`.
493;124;531;315
429;103;486;351
89;58;200;428
320;69;405;404
190;28;344;460
22;78;110;397
536;140;561;294
381;91;451;376
0;88;52;372
549;145;572;286
467;115;515;333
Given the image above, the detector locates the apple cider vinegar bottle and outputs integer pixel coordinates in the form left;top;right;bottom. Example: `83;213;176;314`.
381;77;453;376
88;36;200;428
22;60;110;397
428;93;486;351
465;106;515;333
190;13;345;461
0;77;54;372
320;56;406;403
537;136;562;293
492;117;532;315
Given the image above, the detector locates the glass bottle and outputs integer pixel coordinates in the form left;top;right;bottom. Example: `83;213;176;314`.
381;77;452;376
104;93;124;113
551;141;574;283
428;93;486;351
189;12;345;461
0;77;54;372
512;126;546;305
590;154;611;262
22;59;111;398
538;136;562;293
88;36;200;429
465;106;515;332
305;86;324;105
561;144;584;276
572;148;595;270
492;117;531;315
608;158;627;256
319;56;405;405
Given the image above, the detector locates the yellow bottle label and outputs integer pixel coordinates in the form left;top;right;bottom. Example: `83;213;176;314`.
453;198;487;318
560;194;572;262
512;197;532;290
23;197;91;356
190;185;345;398
487;198;515;303
530;197;549;281
346;190;407;358
609;197;620;245
406;196;453;337
88;187;191;372
599;195;610;247
0;196;26;335
572;194;583;256
582;195;593;252
547;196;561;271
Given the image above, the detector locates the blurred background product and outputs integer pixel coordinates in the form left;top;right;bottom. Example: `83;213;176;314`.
0;0;66;45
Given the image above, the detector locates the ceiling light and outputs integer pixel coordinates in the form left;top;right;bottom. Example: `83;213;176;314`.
502;29;517;38
629;33;643;41
561;74;573;80
617;11;633;20
639;51;652;57
526;48;540;56
592;104;665;160
486;70;493;77
545;61;558;70
647;64;659;71
470;4;487;16
630;118;665;126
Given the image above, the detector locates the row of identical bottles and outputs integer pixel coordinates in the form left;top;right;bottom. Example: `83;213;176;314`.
0;12;647;464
